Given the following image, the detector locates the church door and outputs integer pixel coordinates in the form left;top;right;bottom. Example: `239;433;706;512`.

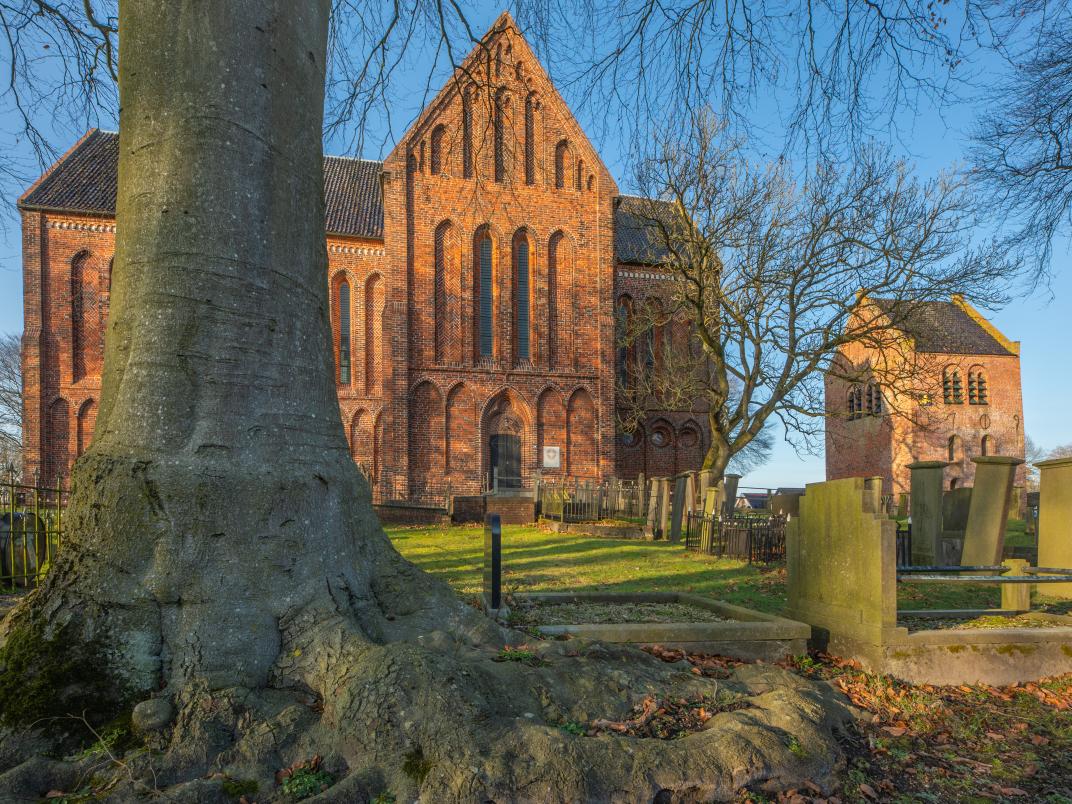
490;434;522;489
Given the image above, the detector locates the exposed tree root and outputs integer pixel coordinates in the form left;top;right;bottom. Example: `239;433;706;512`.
0;458;854;802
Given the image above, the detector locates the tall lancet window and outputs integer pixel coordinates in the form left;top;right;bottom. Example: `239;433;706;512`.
477;230;495;358
514;232;531;361
338;280;351;384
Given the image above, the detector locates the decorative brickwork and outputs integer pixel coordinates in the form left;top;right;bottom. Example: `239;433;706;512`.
825;298;1026;496
18;15;710;495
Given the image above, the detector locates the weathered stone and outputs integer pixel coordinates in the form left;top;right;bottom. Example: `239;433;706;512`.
132;698;174;734
908;461;948;565
723;474;741;518
961;456;1024;566
1037;456;1072;598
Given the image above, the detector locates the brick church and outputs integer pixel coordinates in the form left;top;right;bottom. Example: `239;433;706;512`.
18;13;707;497
825;296;1026;496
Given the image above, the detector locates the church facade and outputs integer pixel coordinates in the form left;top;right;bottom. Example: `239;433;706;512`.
18;14;708;498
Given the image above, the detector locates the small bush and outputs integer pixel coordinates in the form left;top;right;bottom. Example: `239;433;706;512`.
281;767;334;800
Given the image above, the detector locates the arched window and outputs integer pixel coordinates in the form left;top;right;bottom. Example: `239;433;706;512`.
524;93;536;185
587;174;594;191
948;434;962;462
462;88;473;179
981;434;996;456
616;296;633;389
554;140;569;189
848;388;858;419
430;125;446;175
493;88;507;183
434;221;452;364
575;159;585;191
969;368;988;405
475;228;495;359
867;383;883;416
943;367;963;404
513;230;531;362
337;280;351;385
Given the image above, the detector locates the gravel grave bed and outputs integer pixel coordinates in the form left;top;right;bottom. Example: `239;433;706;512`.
898;614;1069;632
510;600;735;626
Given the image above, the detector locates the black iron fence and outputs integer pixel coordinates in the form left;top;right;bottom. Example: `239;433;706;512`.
684;512;787;563
1;474;66;591
538;479;644;523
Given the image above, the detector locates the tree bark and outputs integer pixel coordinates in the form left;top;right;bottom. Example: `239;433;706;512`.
0;3;852;799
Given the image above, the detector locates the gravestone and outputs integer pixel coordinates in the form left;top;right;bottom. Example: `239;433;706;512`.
657;478;671;539
637;472;646;515
482;514;503;611
896;493;909;520
908;461;948;566
770;491;803;518
669;474;688;542
643;479;661;539
697;469;715;512
723;474;741;518
702;487;720;517
1036;456;1072;598
961;456;1024;566
940;486;973;564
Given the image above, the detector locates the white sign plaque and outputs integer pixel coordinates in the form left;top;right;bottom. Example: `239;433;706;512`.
542;446;561;469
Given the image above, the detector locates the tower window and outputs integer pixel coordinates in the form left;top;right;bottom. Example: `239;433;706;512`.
430;125;446;175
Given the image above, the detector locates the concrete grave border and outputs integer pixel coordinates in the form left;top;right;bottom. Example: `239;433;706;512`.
505;591;810;662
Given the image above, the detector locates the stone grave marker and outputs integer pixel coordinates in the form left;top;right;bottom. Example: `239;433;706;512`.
669;474;688;542
1037;456;1072;598
658;478;671;539
908;460;948;565
723;474;741;518
961;456;1024;566
643;479;660;538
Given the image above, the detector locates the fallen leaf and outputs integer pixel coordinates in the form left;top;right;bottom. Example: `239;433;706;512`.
858;783;878;799
882;726;907;737
999;787;1029;797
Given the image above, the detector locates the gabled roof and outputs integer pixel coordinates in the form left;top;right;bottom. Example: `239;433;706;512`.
20;129;386;239
871;298;1017;357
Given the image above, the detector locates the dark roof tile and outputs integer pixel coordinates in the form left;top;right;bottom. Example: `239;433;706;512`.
613;195;674;265
872;299;1014;356
21;129;386;239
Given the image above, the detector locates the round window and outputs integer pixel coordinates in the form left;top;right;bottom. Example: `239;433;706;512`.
620;430;640;447
651;429;670;448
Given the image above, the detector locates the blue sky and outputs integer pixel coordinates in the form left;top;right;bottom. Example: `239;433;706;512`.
0;3;1069;489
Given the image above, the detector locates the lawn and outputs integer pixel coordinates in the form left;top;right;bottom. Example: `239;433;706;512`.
387;523;1072;801
386;523;1033;614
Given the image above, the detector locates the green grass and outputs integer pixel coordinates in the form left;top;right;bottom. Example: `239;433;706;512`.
386;523;1009;614
387;523;786;612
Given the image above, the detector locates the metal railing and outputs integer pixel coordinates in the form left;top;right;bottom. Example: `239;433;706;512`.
538;479;644;523
1;473;66;591
684;512;787;563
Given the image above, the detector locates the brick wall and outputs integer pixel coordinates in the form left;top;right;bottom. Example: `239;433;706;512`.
20;19;710;491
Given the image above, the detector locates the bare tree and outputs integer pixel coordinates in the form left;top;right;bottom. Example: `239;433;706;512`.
0;333;20;461
972;17;1072;281
618;111;1012;475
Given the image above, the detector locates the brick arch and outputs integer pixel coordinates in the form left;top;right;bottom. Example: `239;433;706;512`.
676;419;704;473
364;273;385;396
331;271;353;386
445;382;478;477
76;398;97;458
349;408;372;475
646;417;676;477
409;380;445;494
565;387;597;477
71;250;103;383
553;139;571;189
481;388;533;484
472;225;502;362
512;227;536;365
430;123;448;175
372;410;385;484
547;230;574;370
536;386;566;476
617;423;646;479
46;397;70;486
433;219;461;365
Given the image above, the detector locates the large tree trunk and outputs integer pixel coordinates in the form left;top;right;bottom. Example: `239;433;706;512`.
0;3;852;800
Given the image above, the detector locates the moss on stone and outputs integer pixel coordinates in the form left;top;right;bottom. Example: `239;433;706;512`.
402;747;433;785
0;615;133;745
